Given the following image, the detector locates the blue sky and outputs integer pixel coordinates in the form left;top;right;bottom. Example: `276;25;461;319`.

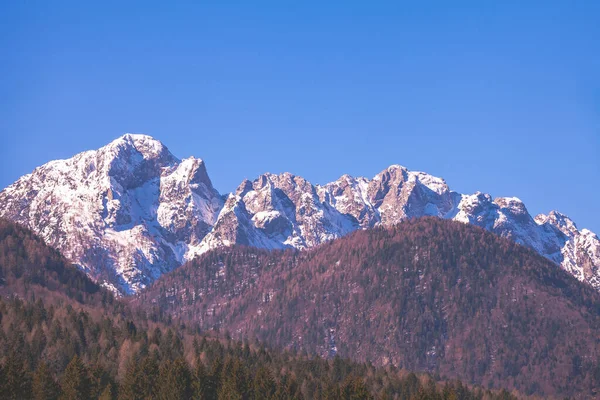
1;1;599;233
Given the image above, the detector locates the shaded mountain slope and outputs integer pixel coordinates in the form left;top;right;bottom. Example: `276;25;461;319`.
0;218;113;307
136;218;600;398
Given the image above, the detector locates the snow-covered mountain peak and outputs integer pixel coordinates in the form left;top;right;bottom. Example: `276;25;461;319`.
235;179;254;196
109;133;174;160
168;156;212;185
254;171;299;186
1;141;599;295
375;164;408;178
384;164;408;173
409;171;450;195
0;134;222;294
454;192;494;216
581;229;598;238
68;133;177;193
535;211;579;237
494;197;529;217
494;196;524;206
369;165;450;198
338;173;355;181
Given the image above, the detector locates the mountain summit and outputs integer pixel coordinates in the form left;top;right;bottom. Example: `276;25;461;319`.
0;134;223;293
1;134;598;294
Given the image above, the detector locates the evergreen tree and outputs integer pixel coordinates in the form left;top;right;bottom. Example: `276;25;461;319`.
89;362;111;400
218;365;240;400
157;358;193;400
0;364;5;397
32;362;59;400
2;351;32;400
218;358;249;400
193;337;201;359
341;376;372;400
252;366;276;400
321;381;340;400
274;374;301;400
193;360;209;399
498;389;514;400
138;355;159;399
98;384;115;400
60;355;90;400
207;357;223;398
119;360;142;400
218;380;243;400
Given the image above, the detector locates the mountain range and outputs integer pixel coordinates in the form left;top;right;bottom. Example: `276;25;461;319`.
1;133;598;295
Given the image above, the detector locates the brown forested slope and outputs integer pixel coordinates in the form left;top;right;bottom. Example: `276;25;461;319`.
0;219;516;399
136;217;600;398
0;218;115;307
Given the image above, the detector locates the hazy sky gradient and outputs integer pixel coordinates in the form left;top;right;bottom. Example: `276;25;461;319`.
1;1;599;232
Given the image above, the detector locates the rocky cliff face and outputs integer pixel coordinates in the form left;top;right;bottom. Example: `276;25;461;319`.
195;173;358;257
0;134;223;294
1;134;598;294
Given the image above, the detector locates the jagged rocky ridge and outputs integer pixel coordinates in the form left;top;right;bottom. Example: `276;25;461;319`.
0;134;598;294
0;134;223;294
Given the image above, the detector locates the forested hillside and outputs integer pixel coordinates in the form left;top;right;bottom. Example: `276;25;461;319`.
137;217;600;398
0;218;113;306
0;219;516;399
2;296;521;399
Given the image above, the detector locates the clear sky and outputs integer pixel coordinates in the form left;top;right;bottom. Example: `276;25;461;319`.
1;1;599;233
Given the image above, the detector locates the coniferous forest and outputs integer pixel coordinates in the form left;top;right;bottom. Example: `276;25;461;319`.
0;296;518;400
135;218;600;398
0;218;518;399
4;217;600;398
